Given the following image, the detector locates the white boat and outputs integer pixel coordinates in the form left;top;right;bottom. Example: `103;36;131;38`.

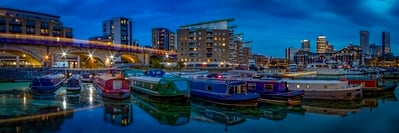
344;68;367;75
284;79;362;100
305;63;345;76
287;64;298;72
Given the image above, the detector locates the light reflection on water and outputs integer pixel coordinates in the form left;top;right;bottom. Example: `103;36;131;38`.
0;81;398;133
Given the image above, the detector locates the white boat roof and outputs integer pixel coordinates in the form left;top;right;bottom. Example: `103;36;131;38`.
285;80;343;84
128;76;161;83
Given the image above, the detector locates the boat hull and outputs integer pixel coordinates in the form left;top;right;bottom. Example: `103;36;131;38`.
258;91;304;105
286;80;363;100
190;90;259;107
94;83;131;99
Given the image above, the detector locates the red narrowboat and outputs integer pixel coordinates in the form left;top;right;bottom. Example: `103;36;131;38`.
93;70;131;99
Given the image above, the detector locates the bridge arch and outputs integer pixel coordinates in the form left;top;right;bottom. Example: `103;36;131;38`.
0;48;42;67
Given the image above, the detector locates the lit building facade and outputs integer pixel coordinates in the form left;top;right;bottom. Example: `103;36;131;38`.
152;28;175;51
360;30;369;54
316;35;328;53
177;18;241;68
382;31;390;55
90;17;134;47
285;47;300;63
294;44;361;67
0;7;73;38
301;39;310;52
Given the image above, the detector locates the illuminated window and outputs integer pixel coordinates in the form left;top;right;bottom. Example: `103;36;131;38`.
306;84;310;89
264;84;273;90
248;83;256;90
296;84;300;88
222;43;225;46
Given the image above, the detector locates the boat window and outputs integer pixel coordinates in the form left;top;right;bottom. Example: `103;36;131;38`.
206;85;212;91
306;84;310;89
296;84;300;89
264;84;273;90
150;84;153;89
113;80;122;90
175;80;188;91
248;83;256;90
324;85;328;89
240;85;247;93
229;86;235;94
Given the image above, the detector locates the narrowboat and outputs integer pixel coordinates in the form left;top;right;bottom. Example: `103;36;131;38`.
188;79;259;107
237;78;304;105
133;94;191;126
128;69;190;103
347;78;397;96
93;69;131;99
66;74;82;91
29;73;66;94
285;79;363;100
79;73;93;82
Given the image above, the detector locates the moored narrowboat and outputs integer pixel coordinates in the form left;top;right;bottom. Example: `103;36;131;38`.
188;79;259;107
128;69;190;103
348;78;397;96
66;74;82;92
30;73;66;94
285;79;363;100
238;78;304;105
93;69;131;99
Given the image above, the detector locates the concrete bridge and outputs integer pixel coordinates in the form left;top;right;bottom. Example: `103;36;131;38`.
0;34;175;68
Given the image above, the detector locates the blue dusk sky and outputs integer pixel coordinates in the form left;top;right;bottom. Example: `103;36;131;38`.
1;0;398;57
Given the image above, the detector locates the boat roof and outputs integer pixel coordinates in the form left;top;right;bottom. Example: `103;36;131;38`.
285;80;343;84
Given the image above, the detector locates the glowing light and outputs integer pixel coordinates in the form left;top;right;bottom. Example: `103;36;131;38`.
89;54;93;58
0;33;177;55
22;54;26;57
62;52;66;57
63;99;67;109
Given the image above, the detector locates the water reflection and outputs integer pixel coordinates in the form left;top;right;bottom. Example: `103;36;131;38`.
0;90;73;133
103;99;133;127
132;94;191;126
258;104;305;121
302;99;363;117
362;93;398;112
190;99;247;131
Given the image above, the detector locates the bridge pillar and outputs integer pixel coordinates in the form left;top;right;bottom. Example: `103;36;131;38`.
77;56;81;68
16;55;20;68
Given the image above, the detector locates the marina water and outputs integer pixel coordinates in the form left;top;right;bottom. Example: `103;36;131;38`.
0;80;398;133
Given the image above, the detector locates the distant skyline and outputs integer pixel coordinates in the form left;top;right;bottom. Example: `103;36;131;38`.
1;0;398;57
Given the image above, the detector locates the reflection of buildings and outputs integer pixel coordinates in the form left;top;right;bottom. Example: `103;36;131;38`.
103;100;133;127
133;95;191;126
0;106;73;132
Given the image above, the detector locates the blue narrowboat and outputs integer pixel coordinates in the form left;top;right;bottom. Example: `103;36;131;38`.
30;73;66;94
239;78;304;105
188;79;259;107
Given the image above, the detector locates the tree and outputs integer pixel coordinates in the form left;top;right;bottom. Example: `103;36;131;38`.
151;58;162;69
175;61;185;71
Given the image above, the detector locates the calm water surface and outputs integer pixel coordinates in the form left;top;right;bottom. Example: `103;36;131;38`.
0;81;398;133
